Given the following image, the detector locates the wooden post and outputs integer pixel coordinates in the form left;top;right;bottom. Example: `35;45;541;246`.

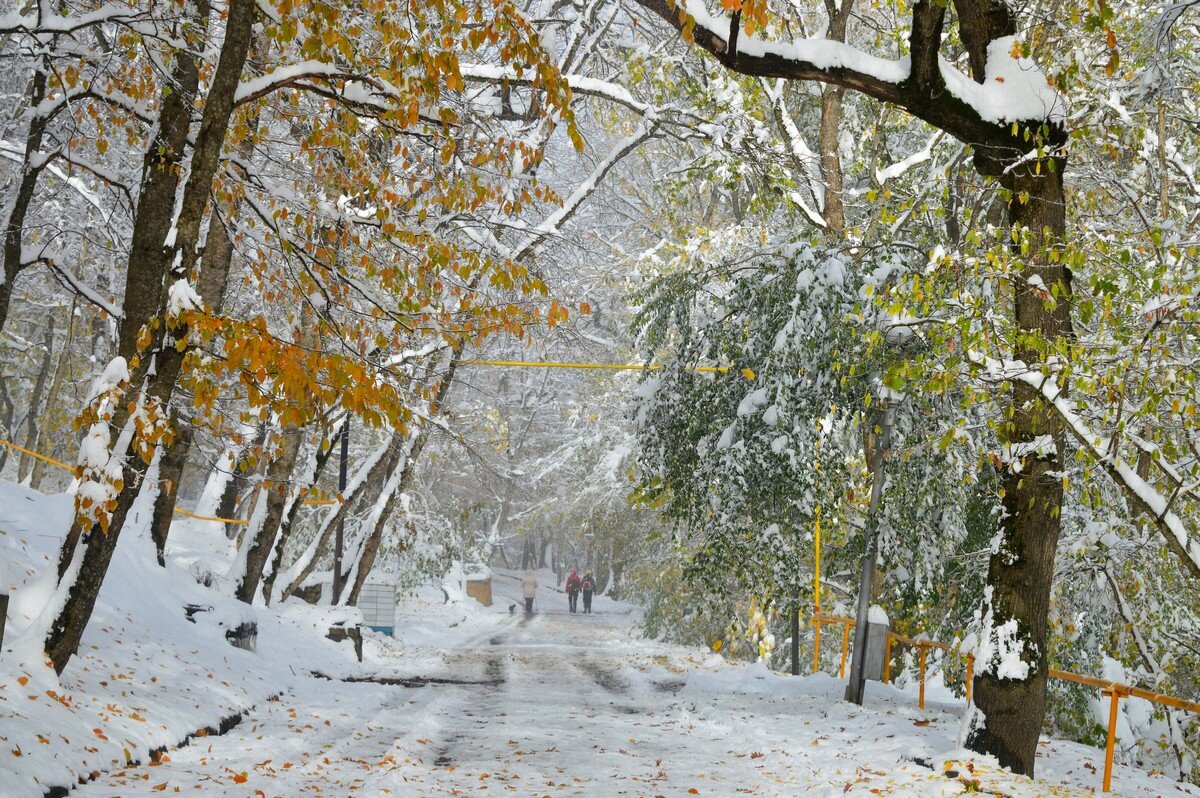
918;644;928;710
1103;687;1121;792
882;634;893;684
0;593;8;651
839;621;851;678
965;654;974;703
812;618;822;674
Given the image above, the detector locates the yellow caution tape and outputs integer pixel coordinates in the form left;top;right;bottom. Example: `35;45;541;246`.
0;438;72;470
172;506;250;525
459;359;734;374
0;438;340;525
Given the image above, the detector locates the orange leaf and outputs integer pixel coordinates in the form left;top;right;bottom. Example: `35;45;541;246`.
232;772;249;784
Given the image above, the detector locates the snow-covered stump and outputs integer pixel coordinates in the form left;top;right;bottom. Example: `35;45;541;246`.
185;604;259;653
326;622;364;662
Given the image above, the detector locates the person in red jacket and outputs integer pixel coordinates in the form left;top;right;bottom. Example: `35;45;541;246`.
565;568;582;613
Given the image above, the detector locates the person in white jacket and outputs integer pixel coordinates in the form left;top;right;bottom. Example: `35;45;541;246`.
521;570;537;614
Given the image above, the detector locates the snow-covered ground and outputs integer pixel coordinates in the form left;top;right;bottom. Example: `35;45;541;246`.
3;480;1198;797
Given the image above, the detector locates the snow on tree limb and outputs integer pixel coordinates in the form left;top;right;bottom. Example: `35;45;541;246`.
977;354;1200;580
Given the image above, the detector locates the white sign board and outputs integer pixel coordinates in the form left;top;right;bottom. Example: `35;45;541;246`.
358;582;396;635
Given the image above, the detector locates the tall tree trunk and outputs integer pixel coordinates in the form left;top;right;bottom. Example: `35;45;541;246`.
30;299;79;490
261;421;341;603
816;85;846;234
0;56;53;334
234;421;306;603
342;449;418;606
279;427;409;600
0;375;13;471
18;317;55;482
149;425;193;565
211;421;268;539
965;167;1070;776
342;357;460;605
45;0;256;674
146;202;240;558
816;0;850;234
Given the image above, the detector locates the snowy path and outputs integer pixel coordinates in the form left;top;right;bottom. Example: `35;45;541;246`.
69;600;1200;798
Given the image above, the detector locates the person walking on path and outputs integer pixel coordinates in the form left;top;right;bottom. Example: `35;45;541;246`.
565;568;582;613
521;569;538;614
581;572;595;614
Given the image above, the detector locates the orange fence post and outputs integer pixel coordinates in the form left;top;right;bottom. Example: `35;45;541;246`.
812;618;822;674
839;621;851;679
918;644;928;710
882;634;894;684
1103;687;1121;792
965;654;974;704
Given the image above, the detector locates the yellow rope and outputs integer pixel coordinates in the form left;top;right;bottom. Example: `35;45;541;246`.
172;506;250;525
459;359;732;374
0;438;72;470
0;437;340;525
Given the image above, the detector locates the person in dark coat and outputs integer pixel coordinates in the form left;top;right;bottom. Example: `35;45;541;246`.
565;568;582;613
581;571;596;614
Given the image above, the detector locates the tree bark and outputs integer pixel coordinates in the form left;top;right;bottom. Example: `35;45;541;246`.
30;299;79;490
965;167;1070;777
0;60;53;334
261;421;341;604
816;0;851;234
234;422;306;603
342;357;461;605
149;425;193;565
342;448;419;606
816;86;846;233
146;203;241;558
279;427;410;600
18;317;55;482
0;375;13;471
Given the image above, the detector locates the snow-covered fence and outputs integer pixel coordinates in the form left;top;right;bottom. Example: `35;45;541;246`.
812;611;1200;792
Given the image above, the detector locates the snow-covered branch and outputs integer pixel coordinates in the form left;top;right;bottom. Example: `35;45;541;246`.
977;354;1200;579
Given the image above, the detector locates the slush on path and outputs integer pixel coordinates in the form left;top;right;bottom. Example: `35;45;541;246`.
63;570;1195;798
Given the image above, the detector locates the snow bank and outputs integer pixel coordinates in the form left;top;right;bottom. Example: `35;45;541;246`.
0;481;363;797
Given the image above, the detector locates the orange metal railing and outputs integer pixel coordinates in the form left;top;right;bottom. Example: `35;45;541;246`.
809;613;1197;793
